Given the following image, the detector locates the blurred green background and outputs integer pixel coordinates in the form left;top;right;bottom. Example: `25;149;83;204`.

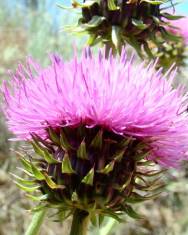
0;1;188;235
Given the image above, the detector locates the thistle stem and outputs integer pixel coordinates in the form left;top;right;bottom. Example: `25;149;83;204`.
25;209;46;235
69;209;90;235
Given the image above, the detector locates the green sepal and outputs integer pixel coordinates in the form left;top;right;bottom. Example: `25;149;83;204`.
132;19;148;30
98;214;105;227
48;127;60;145
98;161;115;174
31;163;45;180
71;191;79;202
114;149;125;162
116;174;132;192
134;182;165;192
77;140;88;160
42;149;59;164
90;214;98;227
82;168;94;186
134;151;150;161
60;130;73;150
143;42;154;58
102;209;124;222
17;167;34;177
152;16;161;24
123;205;143;219
26;194;48;201
161;29;181;42
108;0;119;10
125;192;161;203
61;153;76;174
32;139;59;163
20;157;33;173
136;169;166;177
84;16;105;29
90;130;103;149
43;173;64;189
71;0;97;8
118;137;132;149
161;13;184;20
111;26;121;49
10;173;35;186
15;181;40;192
141;0;164;4
32;204;48;212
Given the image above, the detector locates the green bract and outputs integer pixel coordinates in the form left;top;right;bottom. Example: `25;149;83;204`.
63;0;182;57
14;126;164;223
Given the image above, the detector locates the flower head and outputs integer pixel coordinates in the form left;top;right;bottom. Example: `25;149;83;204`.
65;0;181;57
3;49;188;168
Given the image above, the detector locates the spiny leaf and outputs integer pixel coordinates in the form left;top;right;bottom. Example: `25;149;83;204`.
15;182;40;192
82;168;94;186
62;153;76;174
77;140;88;160
48;128;60;145
60;130;73;150
98;161;115;174
90;130;103;149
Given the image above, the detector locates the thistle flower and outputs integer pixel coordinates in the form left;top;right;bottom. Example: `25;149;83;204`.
168;17;188;45
2;49;188;232
64;0;181;57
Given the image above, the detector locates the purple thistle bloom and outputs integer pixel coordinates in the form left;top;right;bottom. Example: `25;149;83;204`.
169;17;188;45
2;49;188;167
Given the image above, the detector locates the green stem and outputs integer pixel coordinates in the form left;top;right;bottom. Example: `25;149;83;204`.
69;209;90;235
99;218;118;235
25;209;46;235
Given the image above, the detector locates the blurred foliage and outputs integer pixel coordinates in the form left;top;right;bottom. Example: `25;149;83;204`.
0;1;188;235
